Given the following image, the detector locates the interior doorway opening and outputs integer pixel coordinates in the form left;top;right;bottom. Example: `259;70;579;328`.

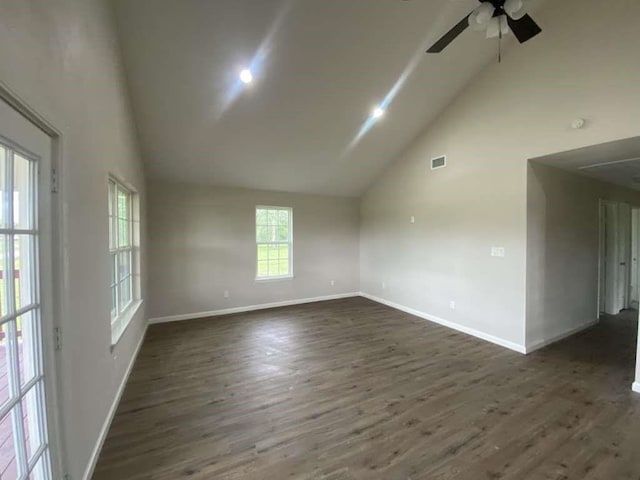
530;138;640;393
598;200;640;316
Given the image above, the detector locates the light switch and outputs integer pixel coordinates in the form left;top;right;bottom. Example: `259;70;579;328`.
491;247;506;258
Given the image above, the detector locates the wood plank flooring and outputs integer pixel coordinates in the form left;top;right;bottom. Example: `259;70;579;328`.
93;298;640;479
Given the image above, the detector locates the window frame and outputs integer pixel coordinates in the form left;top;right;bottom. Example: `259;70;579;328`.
108;176;141;345
255;205;293;281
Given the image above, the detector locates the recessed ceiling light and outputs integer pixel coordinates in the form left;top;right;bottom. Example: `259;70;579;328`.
372;106;385;119
239;68;253;84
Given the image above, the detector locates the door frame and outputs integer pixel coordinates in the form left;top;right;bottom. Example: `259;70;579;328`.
630;208;640;309
598;199;606;316
598;200;619;315
598;199;634;315
617;202;632;310
0;80;66;479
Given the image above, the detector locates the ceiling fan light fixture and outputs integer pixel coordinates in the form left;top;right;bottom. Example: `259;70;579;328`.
475;2;496;24
500;15;510;35
485;15;510;39
504;0;527;20
468;10;488;31
425;0;541;54
485;16;501;38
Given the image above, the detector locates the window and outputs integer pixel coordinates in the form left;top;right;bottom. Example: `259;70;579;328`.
108;178;140;343
256;206;292;279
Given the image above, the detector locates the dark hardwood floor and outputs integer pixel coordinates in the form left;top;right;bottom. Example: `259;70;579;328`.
93;298;640;479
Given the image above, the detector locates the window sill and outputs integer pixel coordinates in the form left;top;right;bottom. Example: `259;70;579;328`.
111;299;144;350
255;275;295;283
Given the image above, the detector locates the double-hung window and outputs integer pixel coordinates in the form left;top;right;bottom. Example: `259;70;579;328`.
108;178;139;343
256;206;292;279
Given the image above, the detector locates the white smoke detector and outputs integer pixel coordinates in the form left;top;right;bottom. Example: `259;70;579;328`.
571;118;585;129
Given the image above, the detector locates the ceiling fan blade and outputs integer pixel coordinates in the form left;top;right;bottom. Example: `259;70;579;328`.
506;14;542;44
427;14;471;53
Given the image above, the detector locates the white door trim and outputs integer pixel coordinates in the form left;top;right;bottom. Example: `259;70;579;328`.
597;199;606;316
0;80;67;479
630;208;640;309
598;200;629;315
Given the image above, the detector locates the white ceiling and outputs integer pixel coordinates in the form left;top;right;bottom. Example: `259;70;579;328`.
532;137;640;191
113;0;536;197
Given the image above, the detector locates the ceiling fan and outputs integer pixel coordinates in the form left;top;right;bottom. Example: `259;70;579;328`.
426;0;542;54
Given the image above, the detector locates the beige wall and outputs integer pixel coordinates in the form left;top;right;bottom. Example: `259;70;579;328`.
0;0;146;478
360;0;640;350
147;181;359;319
527;163;640;350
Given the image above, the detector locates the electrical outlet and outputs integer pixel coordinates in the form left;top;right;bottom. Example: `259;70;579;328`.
410;216;416;224
382;281;386;290
224;290;230;299
330;280;335;286
450;301;456;310
491;247;506;258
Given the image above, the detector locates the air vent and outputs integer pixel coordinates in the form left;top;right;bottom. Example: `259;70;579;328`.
431;155;446;170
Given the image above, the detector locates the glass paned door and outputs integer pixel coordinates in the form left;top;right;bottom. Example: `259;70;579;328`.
0;140;51;479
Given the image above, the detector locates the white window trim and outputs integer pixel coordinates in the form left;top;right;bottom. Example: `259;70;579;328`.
111;299;143;346
255;275;295;282
108;176;140;346
255;205;294;281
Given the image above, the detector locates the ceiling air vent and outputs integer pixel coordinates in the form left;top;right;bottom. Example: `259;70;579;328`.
431;155;446;170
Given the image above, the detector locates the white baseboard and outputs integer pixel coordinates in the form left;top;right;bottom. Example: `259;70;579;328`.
524;319;599;354
148;292;360;324
633;382;640;394
359;292;527;354
82;324;148;480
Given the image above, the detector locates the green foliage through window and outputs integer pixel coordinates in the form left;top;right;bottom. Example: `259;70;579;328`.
256;207;292;278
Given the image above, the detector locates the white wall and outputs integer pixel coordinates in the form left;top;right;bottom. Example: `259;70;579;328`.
527;163;640;351
0;0;146;478
147;181;359;319
359;0;640;351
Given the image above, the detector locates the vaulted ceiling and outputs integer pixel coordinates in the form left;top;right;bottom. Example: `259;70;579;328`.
113;0;538;197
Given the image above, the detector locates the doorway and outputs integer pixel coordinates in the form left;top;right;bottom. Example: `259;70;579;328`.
598;199;638;315
0;97;55;479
